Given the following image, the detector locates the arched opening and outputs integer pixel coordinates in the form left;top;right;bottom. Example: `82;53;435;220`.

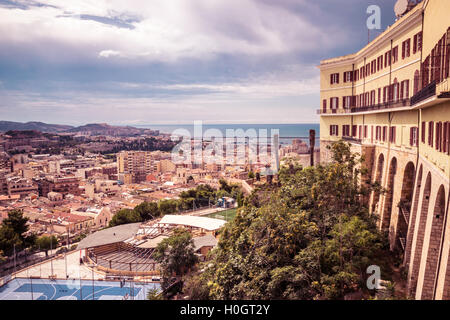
404;165;423;267
421;185;446;300
396;162;415;252
409;173;432;297
381;157;397;232
371;153;385;214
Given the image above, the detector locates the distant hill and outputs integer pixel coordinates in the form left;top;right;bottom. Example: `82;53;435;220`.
0;121;159;136
68;123;158;136
0;121;73;133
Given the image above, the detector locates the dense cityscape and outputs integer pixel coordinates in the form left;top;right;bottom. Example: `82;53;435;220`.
0;0;448;310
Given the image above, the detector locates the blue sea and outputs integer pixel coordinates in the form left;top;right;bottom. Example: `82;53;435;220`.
137;123;320;147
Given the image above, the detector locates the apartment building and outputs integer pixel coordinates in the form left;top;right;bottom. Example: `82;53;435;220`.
319;0;449;300
117;151;152;183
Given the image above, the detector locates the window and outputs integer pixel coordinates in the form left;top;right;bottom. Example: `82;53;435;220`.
428;121;434;147
370;90;376;105
352;125;357;137
443;122;449;154
402;39;411;59
358;125;362;139
330;125;339;136
330;73;340;84
410;127;418;146
371;60;376;74
354;69;359;81
393;82;399;102
364;125;368;138
389;126;396;143
385;51;391;67
421;121;426;143
343;125;350;137
343;96;352;109
322;99;327;113
392;46;399;63
383;126;387;142
344;71;353;83
375;126;381;141
413;31;423;53
330;97;339;109
436;122;442;151
377;55;383;71
400;80;410;99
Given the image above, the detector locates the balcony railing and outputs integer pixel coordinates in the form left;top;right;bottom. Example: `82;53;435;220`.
410;81;436;105
350;98;410;113
342;136;362;144
318;99;411;115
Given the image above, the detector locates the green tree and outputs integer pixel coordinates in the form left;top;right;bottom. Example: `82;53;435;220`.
147;287;163;300
134;202;160;221
189;141;388;300
154;228;199;292
108;209;142;227
158;199;179;215
248;171;255;179
0;210;34;256
35;235;59;257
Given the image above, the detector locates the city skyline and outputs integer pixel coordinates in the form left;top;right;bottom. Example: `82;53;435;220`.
0;0;395;126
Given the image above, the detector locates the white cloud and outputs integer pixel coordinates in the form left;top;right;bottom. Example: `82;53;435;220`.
98;50;121;58
0;0;334;63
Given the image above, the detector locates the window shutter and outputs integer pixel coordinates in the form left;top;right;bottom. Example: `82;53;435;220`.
402;42;405;59
422;121;426;143
405;80;409;99
336;73;339;84
330;74;333;84
330;125;333;136
410;127;413;146
413;34;417;54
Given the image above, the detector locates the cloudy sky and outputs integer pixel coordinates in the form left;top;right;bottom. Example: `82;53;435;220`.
0;0;396;125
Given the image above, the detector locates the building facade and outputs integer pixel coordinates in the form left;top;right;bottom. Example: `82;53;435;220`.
319;0;449;300
117;151;152;183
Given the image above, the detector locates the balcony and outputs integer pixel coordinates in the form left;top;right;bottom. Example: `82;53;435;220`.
318;98;412;115
350;98;410;113
410;81;436;105
342;136;362;144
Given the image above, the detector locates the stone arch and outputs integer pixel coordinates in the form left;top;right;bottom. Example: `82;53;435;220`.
396;161;415;252
404;164;423;267
409;172;432;296
371;153;385;214
381;157;397;232
421;185;446;300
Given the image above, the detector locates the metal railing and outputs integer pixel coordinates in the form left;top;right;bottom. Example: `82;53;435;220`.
410;81;436;105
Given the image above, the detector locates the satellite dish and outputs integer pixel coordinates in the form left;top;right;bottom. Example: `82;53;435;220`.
394;0;409;17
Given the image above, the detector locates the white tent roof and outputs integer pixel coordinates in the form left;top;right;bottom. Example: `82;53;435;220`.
158;215;226;231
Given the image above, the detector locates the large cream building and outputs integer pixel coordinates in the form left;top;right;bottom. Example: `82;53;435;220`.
319;0;449;300
117;151;152;183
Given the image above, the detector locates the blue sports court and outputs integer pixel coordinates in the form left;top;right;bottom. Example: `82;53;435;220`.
0;278;160;300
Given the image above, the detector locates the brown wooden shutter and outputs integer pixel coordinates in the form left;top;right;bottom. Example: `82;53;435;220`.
422;121;426;143
410;127;413;146
402;41;406;59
